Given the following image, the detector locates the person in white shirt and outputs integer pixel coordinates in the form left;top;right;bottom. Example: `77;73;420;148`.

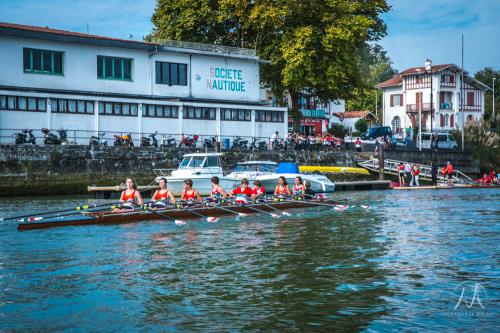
404;162;412;186
270;131;279;150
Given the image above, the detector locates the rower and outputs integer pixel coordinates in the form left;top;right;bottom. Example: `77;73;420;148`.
116;177;144;211
231;178;254;204
180;179;202;203
210;176;228;201
292;176;304;196
251;180;266;200
150;178;176;209
274;176;292;196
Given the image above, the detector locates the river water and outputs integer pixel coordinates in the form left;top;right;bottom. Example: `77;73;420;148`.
0;189;498;332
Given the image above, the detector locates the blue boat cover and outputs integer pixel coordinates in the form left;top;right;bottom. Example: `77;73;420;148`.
277;162;299;174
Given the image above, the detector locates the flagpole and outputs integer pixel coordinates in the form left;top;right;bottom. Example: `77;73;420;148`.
461;34;465;152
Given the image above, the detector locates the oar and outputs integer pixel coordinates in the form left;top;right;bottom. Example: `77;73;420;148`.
207;201;250;221
3;202;116;222
256;200;292;217
174;201;220;223
239;203;281;219
145;207;186;225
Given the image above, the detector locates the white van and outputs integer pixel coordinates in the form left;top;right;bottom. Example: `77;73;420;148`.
418;132;458;150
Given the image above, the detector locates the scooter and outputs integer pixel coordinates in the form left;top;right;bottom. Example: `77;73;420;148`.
14;129;36;145
203;136;217;149
250;138;268;151
42;128;68;145
89;132;107;147
113;133;134;147
140;132;158;147
160;135;176;148
232;136;248;150
179;134;198;148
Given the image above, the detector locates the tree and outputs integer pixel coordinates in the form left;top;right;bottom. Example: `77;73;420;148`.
147;0;390;131
474;67;500;121
464;114;500;172
355;118;368;133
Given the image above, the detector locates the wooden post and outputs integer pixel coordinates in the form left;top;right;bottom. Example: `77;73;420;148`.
379;140;384;180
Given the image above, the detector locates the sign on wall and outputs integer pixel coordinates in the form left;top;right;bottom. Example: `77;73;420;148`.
191;55;260;102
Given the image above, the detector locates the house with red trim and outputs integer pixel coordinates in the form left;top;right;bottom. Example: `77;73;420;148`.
331;111;377;132
377;64;490;136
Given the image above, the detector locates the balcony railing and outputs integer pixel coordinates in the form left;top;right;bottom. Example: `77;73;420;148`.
440;102;453;110
300;109;326;118
406;103;435;113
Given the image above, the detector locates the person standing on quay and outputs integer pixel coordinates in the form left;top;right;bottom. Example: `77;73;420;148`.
430;161;438;186
404;161;412;187
412;164;420;187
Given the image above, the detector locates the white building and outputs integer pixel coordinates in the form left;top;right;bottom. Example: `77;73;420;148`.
330;111;377;132
0;22;287;145
377;64;490;137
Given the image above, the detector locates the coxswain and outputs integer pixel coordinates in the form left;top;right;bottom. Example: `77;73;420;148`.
274;176;292;196
251;180;266;200
231;178;254;204
116;177;144;211
303;181;316;198
292;176;304;196
150;178;176;209
181;179;202;202
210;176;228;201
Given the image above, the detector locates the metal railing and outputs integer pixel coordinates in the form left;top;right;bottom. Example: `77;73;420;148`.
406;103;435;113
160;40;256;56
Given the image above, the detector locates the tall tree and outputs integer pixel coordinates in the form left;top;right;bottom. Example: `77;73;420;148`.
474;67;500;121
147;0;390;130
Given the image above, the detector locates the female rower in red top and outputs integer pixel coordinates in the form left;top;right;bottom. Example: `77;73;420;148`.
251;180;266;200
210;176;228;200
181;179;202;202
116;177;144;211
292;176;304;196
150;178;176;209
274;176;292;196
398;162;405;186
231;178;254;204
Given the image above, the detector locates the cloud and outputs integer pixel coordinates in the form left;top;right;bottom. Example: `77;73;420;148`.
380;0;500;74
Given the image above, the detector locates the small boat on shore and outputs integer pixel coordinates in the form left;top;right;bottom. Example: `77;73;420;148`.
18;198;340;231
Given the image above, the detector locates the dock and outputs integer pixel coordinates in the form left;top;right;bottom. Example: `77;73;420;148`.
394;184;500;190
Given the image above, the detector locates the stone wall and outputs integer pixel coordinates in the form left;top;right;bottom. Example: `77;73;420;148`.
0;145;479;196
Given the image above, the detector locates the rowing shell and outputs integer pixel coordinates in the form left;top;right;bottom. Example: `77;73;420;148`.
17;200;335;231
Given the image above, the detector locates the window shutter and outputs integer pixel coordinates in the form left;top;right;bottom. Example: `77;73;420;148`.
400;94;403;106
440;114;444;127
450;75;455;83
440;92;444;104
390;95;394;107
450;114;454;127
467;92;474;106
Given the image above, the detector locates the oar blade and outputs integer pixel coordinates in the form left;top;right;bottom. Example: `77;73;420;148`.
282;211;292;217
206;216;219;223
174;220;186;225
271;213;281;219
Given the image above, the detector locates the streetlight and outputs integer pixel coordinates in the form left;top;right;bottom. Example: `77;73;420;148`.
493;77;496;118
424;58;433;134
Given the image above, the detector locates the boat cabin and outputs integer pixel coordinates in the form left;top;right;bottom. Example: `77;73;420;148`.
154;153;223;179
228;161;277;179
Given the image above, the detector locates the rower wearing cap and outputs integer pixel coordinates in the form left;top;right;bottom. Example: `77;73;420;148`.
274;176;292;196
181;179;202;202
150;178;176;209
210;176;228;200
116;177;144;211
251;180;266;200
231;178;254;204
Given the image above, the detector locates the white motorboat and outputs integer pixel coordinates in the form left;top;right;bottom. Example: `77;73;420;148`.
153;153;240;196
227;161;335;193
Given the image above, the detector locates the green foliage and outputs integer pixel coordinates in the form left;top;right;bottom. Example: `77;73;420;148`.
147;0;390;130
355;119;368;133
328;124;346;138
465;114;500;172
474;67;499;121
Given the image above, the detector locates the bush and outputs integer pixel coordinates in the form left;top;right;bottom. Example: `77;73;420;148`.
355;119;368;133
328;124;346;138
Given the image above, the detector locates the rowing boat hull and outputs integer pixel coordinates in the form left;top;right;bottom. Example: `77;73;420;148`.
18;200;332;231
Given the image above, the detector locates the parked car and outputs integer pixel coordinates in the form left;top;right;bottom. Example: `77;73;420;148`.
361;126;392;140
418;132;458;150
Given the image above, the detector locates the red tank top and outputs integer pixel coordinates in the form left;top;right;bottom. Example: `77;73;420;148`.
276;185;289;195
122;190;136;202
211;186;223;196
153;190;169;201
182;190;197;200
293;184;303;192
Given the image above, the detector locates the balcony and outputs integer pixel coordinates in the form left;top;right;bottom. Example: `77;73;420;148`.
440;102;453;110
406;103;435;113
300;109;326;118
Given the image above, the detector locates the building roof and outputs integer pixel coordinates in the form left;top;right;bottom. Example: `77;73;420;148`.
377;75;403;88
0;21;155;50
398;64;461;76
333;111;376;119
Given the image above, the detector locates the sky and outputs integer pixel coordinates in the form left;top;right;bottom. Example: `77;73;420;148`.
0;0;498;75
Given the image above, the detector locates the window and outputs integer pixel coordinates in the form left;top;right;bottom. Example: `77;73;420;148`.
23;48;64;75
155;61;188;86
142;104;179;118
97;56;133;80
184;106;215;120
98;101;138;116
255;110;284;123
220;108;251;121
467;92;474;106
0;95;46;112
51;98;94;114
390;94;403;107
391;116;401;132
206;156;220;167
441;74;455;83
444;114;449;126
